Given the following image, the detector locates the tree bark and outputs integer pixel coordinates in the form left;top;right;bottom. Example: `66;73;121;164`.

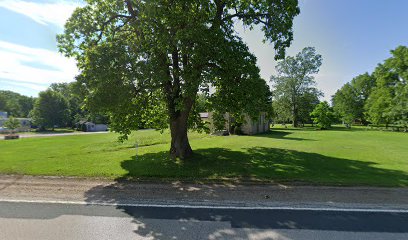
291;92;298;128
169;113;193;159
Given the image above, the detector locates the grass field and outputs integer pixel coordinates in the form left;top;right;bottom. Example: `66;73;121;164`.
0;126;407;186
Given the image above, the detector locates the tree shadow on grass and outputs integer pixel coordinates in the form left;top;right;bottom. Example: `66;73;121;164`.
271;126;318;131
254;130;315;141
116;147;408;186
34;129;76;134
271;126;372;133
81;147;408;238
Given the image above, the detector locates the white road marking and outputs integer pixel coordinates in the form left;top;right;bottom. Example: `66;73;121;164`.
1;198;408;213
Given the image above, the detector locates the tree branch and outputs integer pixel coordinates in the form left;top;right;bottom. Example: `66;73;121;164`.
222;12;269;22
211;0;225;29
172;47;181;99
125;0;138;18
95;14;132;43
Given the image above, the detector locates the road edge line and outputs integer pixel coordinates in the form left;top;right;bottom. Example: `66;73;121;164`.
1;198;408;213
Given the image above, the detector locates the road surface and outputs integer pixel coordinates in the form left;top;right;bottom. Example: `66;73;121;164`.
1;175;408;239
0;201;407;240
8;131;109;139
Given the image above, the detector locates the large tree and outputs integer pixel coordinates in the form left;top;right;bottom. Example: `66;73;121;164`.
351;72;376;103
270;47;323;127
49;82;83;127
30;90;70;130
332;83;361;126
310;101;334;130
58;0;300;158
332;73;375;126
297;89;321;125
365;46;407;127
272;89;320;126
390;83;408;130
383;46;408;129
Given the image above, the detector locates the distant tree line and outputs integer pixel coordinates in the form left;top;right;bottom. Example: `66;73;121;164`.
270;45;407;131
0;82;108;131
0;90;35;118
30;82;109;130
3;45;406;132
332;46;408;130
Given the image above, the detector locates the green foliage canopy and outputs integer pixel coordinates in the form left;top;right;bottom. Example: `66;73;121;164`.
0;90;35;117
270;47;323;127
49;82;84;126
30;90;71;130
310;101;334;129
332;46;407;130
390;84;408;129
365;46;407;127
57;0;300;158
332;73;375;126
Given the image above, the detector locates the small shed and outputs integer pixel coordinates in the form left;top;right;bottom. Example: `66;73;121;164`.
200;112;270;135
83;122;108;132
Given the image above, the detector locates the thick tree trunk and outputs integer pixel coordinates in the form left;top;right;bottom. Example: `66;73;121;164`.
169;114;193;159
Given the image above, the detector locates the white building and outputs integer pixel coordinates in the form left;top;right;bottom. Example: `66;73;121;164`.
0;112;31;133
200;112;270;135
76;121;108;132
84;122;108;132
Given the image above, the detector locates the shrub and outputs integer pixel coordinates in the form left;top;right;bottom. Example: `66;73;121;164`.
310;101;334;130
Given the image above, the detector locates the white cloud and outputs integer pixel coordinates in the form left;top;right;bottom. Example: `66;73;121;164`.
0;0;82;27
0;40;78;91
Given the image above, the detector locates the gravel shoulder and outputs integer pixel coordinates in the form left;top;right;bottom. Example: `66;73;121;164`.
1;175;408;210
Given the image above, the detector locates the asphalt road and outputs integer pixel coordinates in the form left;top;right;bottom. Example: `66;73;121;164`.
2;131;109;139
1;201;407;240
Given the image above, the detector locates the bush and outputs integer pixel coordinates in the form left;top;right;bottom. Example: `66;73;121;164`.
3;117;21;134
310;101;334;130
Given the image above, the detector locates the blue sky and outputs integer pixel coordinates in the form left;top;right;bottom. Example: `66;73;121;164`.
1;0;408;101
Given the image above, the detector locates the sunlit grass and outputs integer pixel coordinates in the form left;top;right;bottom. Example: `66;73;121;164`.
1;126;407;186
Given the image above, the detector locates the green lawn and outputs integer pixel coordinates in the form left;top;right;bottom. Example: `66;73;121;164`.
1;127;407;186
